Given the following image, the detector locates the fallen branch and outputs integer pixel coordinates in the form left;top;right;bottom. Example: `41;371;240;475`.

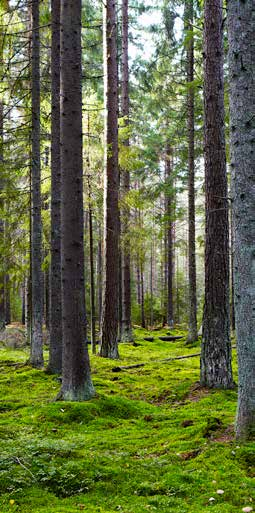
112;346;236;373
112;352;200;372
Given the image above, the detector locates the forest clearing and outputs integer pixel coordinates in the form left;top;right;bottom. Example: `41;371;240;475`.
0;0;254;511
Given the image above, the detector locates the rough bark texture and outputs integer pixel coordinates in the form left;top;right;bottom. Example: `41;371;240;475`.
0;100;4;332
48;0;62;374
88;185;96;354
228;0;255;439
59;0;94;400
30;0;43;368
185;0;198;343
97;222;102;330
120;0;133;342
201;0;233;389
165;147;174;327
140;261;145;329
100;0;120;359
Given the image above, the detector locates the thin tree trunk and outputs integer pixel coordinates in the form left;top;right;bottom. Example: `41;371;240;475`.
0;99;4;331
185;0;198;343
228;0;255;439
97;221;102;331
44;265;49;331
100;0;120;359
165;146;174;327
48;0;62;374
22;281;26;325
58;0;95;401
4;274;11;324
88;180;96;354
121;0;133;342
150;244;154;328
30;0;43;368
201;0;233;389
140;261;145;329
136;254;141;305
230;200;235;332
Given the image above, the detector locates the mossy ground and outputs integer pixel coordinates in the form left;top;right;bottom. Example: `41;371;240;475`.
0;327;254;513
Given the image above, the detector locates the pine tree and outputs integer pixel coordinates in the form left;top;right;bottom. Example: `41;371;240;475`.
58;0;95;400
200;0;233;389
100;0;120;359
228;0;255;439
48;0;62;374
121;0;133;342
185;0;198;343
30;0;44;368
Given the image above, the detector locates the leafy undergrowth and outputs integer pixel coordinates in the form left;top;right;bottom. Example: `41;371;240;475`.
0;327;254;513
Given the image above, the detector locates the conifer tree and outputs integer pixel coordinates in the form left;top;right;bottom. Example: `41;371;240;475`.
228;0;255;438
58;0;95;400
100;0;119;359
201;0;233;388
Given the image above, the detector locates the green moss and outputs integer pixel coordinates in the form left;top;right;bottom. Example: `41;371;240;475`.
0;328;254;513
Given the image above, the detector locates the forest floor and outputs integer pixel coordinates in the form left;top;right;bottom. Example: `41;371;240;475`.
0;327;254;513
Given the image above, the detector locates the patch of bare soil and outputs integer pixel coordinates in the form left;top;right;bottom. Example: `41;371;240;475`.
212;425;235;443
187;382;210;402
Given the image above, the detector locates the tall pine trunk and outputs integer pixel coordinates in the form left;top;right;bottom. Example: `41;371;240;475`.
100;0;120;359
185;0;198;343
165;146;174;327
121;0;133;342
0;100;4;331
228;0;255;439
88;180;96;355
97;221;102;331
30;0;43;368
48;0;62;374
58;0;94;400
201;0;233;389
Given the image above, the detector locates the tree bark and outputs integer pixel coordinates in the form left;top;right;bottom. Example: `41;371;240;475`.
0;100;4;331
4;273;11;325
88;180;96;355
120;0;133;342
97;221;102;331
165;146;174;327
100;0;120;359
30;0;43;368
48;0;62;374
59;0;95;400
185;0;198;343
140;261;145;328
228;0;255;439
201;0;233;389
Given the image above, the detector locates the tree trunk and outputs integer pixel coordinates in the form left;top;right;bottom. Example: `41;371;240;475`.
150;242;154;327
0;100;4;331
185;0;198;343
97;221;102;331
120;0;133;342
201;0;233;389
30;0;43;368
228;0;255;439
48;0;62;374
100;0;120;359
22;281;26;325
140;261;145;328
230;200;235;332
4;274;11;325
165;146;174;327
88;183;96;355
136;254;141;305
59;0;95;400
